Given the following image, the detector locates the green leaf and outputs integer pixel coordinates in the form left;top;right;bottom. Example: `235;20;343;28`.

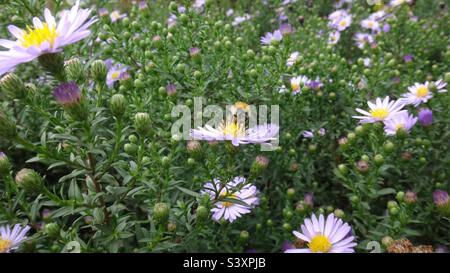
176;186;201;198
376;188;396;196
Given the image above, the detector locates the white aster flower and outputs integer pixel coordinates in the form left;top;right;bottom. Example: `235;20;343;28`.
0;1;96;76
361;19;380;32
260;30;283;45
202;177;259;223
191;120;279;146
328;31;341;45
110;10;126;22
390;0;412;7
335;15;352;31
400;82;433;107
354;33;374;49
353;96;406;123
232;14;251;26
0;224;30;253
285;213;357;253
286;51;300;67
383;111;417;136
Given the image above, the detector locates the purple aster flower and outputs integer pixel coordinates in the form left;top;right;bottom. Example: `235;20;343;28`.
260;30;283;45
98;8;108;17
189;47;201;58
166;83;177;96
302;131;314;138
279;23;294;35
306;78;323;90
106;63;129;88
383;111;417;136
433;190;449;208
0;224;30;253
383;23;391;33
304;192;314;207
403;54;413;63
418;108;433;126
53;82;82;106
138;1;148;10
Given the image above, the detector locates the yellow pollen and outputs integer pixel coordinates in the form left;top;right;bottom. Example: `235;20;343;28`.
395;123;405;131
291;82;300;91
339;20;347;27
220;193;238;207
20;23;58;48
370;108;389;120
308;235;332;253
368;21;374;27
416;86;429;97
222;121;245;138
0;239;12;253
111;71;120;80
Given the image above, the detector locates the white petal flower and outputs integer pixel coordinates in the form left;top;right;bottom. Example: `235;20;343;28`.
285;213;356;253
202;177;259;223
0;224;30;253
353;96;406;123
0;1;96;76
286;51;300;67
400;82;433;107
383;111;417;136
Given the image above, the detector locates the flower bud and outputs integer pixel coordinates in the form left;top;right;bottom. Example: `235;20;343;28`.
90;60;107;82
44;222;60;238
0;73;26;98
338;164;348;175
381;236;394;248
374;154;384;166
109;94;127;118
166;83;177;96
239;230;249;241
433;190;449;210
53;82;87;121
304;192;314;208
0;112;17;139
196;205;208;221
250;155;269;176
134;112;151;136
356;160;369;173
286;188;295;199
124;143;138;154
0;152;11;177
404;190;417;204
38;53;65;81
189;47;201;59
383;141;394;153
153;202;170;224
64;58;84;82
290;162;299;172
167;222;177;232
418;108;432;127
334;209;345;218
387;200;398;209
282;223;292;232
15;168;44;194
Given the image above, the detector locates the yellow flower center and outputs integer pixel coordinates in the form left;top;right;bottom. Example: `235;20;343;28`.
339;20;347;27
368;21;374;27
416;86;429;97
0;239;12;253
111;71;121;80
395;123;405;131
370;107;389;120
234;102;249;111
308;235;332;253
222;121;245;138
220;192;238;207
20;23;58;48
291;82;300;91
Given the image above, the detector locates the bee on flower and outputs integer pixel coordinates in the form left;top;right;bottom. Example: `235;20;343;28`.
0;224;30;253
0;1;96;76
400;80;447;107
202;177;259;223
353;96;406;123
383;111;417;136
285;213;356;253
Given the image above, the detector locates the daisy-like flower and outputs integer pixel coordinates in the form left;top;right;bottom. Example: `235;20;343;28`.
361;19;380;32
285;213;356;253
110;10;127;22
191;120;279;147
335;15;352;31
328;10;349;22
286;51;300;67
0;224;30;253
289;75;310;94
369;10;387;21
0;1;96;76
232;14;252;26
202;177;259;223
400;82;433;107
353;96;406;123
260;30;283;45
328;31;341;45
106;62;129;88
434;79;448;93
390;0;412;7
383;111;417;136
354;33;374;49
